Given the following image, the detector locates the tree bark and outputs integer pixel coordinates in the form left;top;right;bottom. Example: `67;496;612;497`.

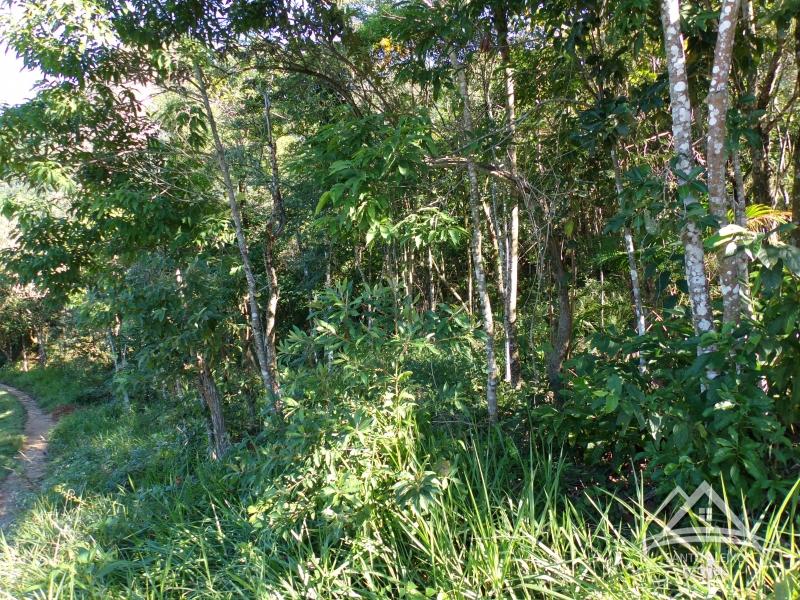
731;155;753;317
261;87;284;412
426;245;436;310
732;152;749;229
611;149;647;341
749;30;786;205
36;325;47;367
196;354;230;459
706;0;742;324
431;252;469;313
194;62;277;405
546;237;572;398
492;5;522;388
793;18;800;247
660;0;715;335
731;153;753;317
485;185;513;383
450;50;498;422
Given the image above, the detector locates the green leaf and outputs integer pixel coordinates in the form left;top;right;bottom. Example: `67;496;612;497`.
603;394;619;413
315;191;331;215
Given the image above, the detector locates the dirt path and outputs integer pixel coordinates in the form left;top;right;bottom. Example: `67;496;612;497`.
0;384;55;530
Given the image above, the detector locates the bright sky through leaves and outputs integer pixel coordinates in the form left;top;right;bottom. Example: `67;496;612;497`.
0;49;38;106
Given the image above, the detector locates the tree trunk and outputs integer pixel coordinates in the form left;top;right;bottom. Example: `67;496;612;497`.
750;126;772;205
547;237;572;398
732;152;749;229
660;0;715;335
194;62;277;406
706;0;742;325
262;238;280;399
451;50;498;422
196;354;230;460
107;317;130;408
426;245;435;311
750;39;785;204
793;18;800;247
611;149;647;343
261;86;284;410
731;153;753;317
486;185;513;383
431;252;469;313
36;325;47;367
492;5;522;388
119;341;130;409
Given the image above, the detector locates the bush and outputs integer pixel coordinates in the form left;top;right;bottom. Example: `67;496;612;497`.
552;273;800;507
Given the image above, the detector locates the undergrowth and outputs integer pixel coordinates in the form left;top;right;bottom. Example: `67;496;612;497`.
1;359;799;599
0;364;109;412
0;388;24;483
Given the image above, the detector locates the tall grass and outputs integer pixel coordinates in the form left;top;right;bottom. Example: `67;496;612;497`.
1;387;798;599
0;388;25;483
0;364;108;412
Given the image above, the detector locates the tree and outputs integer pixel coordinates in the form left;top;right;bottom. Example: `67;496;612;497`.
450;48;498;421
706;0;743;324
660;0;714;336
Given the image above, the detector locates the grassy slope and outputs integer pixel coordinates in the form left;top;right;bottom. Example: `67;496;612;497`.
0;388;25;483
1;365;799;598
0;364;106;411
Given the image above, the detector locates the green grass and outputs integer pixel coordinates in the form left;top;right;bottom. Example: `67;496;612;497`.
1;364;799;598
0;364;108;412
0;388;25;483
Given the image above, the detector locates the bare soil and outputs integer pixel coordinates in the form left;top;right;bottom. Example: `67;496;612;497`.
0;383;55;530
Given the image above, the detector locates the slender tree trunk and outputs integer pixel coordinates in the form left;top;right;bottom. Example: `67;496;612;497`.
36;325;47;367
262;87;284;409
706;0;742;324
547;237;572;398
750;47;784;204
21;336;28;372
119;341;130;409
486;184;513;383
792;18;800;247
196;354;230;459
431;252;469;312
611;149;647;341
108;315;130;408
262;240;280;395
426;245;435;310
451;50;498;422
599;269;606;328
751;128;772;205
194;62;276;405
466;216;474;315
732;152;749;229
731;153;754;317
660;0;715;335
493;5;522;387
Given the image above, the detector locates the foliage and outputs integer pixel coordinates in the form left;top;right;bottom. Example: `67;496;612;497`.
1;365;799;598
0;0;799;597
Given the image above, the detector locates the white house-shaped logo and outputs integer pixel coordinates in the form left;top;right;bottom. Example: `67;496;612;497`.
645;481;763;551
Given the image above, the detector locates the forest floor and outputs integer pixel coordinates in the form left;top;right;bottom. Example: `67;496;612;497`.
0;383;54;530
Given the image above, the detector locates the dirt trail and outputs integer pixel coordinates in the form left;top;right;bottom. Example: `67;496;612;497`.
0;384;55;530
